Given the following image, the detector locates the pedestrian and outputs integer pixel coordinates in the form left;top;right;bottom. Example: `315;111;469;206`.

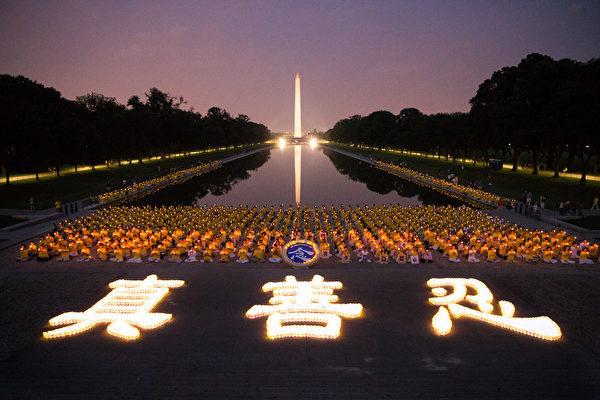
559;201;564;216
592;197;599;210
29;196;35;211
540;196;546;209
526;192;532;205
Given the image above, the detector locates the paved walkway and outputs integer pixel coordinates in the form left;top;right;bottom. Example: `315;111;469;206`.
490;206;600;240
1;260;598;399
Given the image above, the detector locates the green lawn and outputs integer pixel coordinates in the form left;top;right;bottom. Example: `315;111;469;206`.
0;145;267;210
330;143;600;210
0;215;27;228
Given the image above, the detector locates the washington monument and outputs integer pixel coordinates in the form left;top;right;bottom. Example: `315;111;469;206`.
294;73;301;138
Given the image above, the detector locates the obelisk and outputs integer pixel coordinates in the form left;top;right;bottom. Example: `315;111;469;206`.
294;73;301;138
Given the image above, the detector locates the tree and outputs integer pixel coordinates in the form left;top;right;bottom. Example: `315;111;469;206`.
0;75;62;183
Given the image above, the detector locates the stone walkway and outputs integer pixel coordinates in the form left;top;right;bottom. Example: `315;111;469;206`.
1;259;599;399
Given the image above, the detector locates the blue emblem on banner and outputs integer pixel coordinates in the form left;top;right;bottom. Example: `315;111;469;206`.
282;240;320;267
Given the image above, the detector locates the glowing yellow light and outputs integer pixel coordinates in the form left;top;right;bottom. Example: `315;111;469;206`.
431;306;452;336
246;275;362;340
427;278;561;341
309;137;317;149
278;137;286;149
43;275;184;341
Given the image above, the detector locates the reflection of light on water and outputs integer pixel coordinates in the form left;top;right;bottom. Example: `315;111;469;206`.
309;138;317;149
278;138;286;149
295;145;301;205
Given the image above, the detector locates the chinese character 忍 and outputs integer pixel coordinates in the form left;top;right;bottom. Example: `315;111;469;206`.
427;278;561;341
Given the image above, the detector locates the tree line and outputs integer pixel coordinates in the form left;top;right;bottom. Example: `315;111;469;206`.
0;75;270;184
326;53;600;183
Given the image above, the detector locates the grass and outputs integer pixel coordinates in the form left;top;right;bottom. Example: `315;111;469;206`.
330;143;600;210
0;145;267;210
0;215;27;229
564;216;600;230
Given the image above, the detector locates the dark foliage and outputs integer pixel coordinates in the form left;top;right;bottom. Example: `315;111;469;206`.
326;54;600;183
0;76;270;183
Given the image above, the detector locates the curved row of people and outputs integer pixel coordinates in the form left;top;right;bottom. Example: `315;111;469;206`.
90;161;221;203
375;160;513;209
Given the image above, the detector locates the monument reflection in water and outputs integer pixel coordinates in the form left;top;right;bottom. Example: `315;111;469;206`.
126;143;463;207
295;145;301;205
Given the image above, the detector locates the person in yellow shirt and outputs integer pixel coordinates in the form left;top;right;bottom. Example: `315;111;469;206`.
561;247;574;264
68;241;78;257
59;245;70;261
96;245;108;261
28;242;38;257
378;250;389;264
269;244;282;263
498;242;508;259
524;247;535;263
589;243;598;259
112;246;124;262
122;244;132;259
156;243;166;260
448;246;460;263
579;248;593;264
341;246;351;263
219;248;229;262
225;241;235;257
487;247;497;262
49;242;60;257
79;246;91;262
506;248;516;263
395;249;407;264
127;247;143;263
253;245;265;263
17;245;30;262
150;246;161;262
236;246;249;263
202;248;213;263
170;248;181;263
319;241;331;259
542;247;556;264
37;245;50;261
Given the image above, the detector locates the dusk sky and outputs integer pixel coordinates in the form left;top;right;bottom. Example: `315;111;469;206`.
1;1;599;133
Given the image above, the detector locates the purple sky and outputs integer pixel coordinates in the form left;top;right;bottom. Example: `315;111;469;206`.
1;1;599;133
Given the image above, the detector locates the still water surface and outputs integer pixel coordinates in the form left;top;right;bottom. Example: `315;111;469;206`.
127;145;463;207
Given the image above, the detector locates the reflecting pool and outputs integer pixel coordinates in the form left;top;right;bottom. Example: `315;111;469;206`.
126;145;464;207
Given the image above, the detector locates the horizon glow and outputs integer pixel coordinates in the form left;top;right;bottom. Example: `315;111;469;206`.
1;1;598;132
